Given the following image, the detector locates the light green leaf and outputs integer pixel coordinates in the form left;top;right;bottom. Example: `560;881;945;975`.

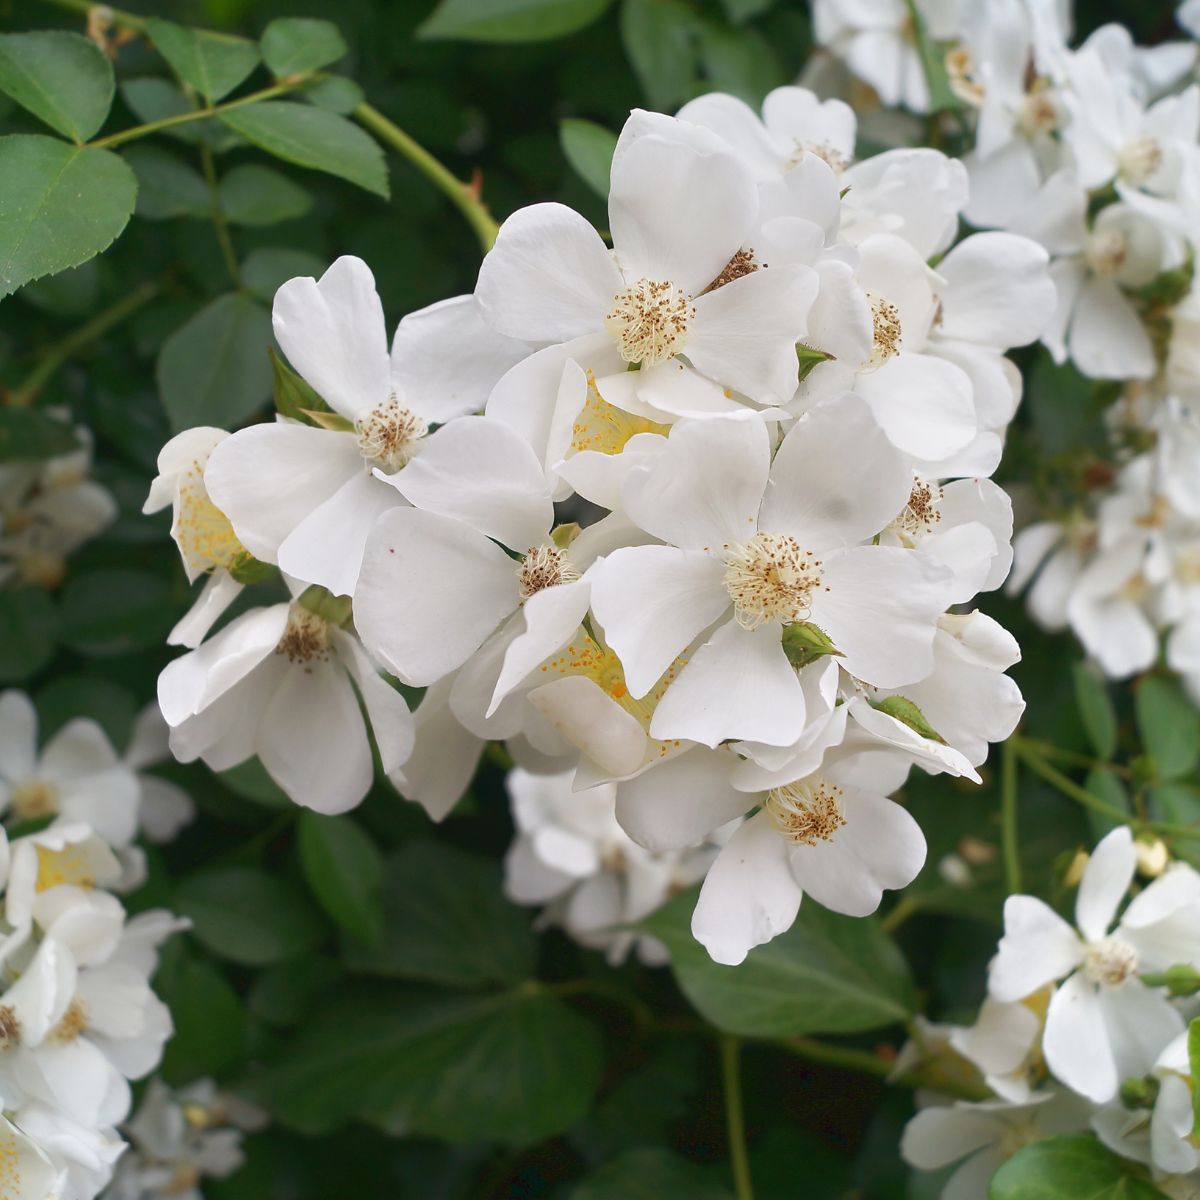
58;569;176;657
218;102;388;198
301;76;365;115
0;31;115;142
620;0;702;110
218;163;312;226
419;0;612;42
343;839;536;988
145;18;260;103
573;1149;733;1199
123;145;210;220
156;292;273;432
987;1134;1168;1199
642;890;914;1037
119;77;238;149
176;866;326;966
0;409;78;462
559;118;616;198
1073;662;1118;759
243;248;326;304
0;135;136;299
243;986;603;1144
296;811;384;944
157;952;248;1082
0;589;58;683
260;18;347;78
1135;675;1200;781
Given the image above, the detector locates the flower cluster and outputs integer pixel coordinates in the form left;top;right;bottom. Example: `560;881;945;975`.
151;94;1050;965
0;691;197;1198
902;826;1200;1198
811;1;1200;694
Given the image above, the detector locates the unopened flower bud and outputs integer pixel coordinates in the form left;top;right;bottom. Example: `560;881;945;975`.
1064;849;1089;888
1135;836;1169;878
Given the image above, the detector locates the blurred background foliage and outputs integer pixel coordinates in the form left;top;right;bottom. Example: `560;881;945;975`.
0;0;1190;1197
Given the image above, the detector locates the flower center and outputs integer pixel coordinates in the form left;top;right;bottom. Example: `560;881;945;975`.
1082;935;1139;986
605;278;694;367
356;396;428;473
571;374;670;456
177;467;245;575
9;778;59;822
1118;134;1163;186
702;249;760;294
35;844;98;891
788;141;851;174
15;549;64;588
1087;229;1129;277
889;479;944;543
1015;89;1059;137
517;546;580;599
0;1007;19;1050
723;532;823;630
764;776;846;845
866;293;902;367
49;997;87;1044
275;608;331;664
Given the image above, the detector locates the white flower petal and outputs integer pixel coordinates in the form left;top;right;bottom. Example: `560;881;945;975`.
1076;826;1136;943
0;691;38;783
856;352;978;460
1069;276;1155;381
333;629;414;776
1043;971;1117;1102
990;895;1082;1002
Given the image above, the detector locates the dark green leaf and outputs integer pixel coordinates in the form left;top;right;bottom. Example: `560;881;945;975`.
0;410;78;462
244;986;603;1144
559;118;616;198
297;811;384;944
120;78;238;149
0;31;114;142
218;163;312;226
343;839;536;987
123;145;210;220
1084;767;1131;841
176;866;326;966
19;260;100;318
642;890;914;1036
301;76;365;115
260;18;347;78
35;673;136;748
218;102;388;198
696;21;785;105
145;18;260;103
987;1134;1168;1199
156;292;273;432
58;568;176;657
620;0;702;110
717;0;774;20
0;589;58;683
419;0;612;42
243;248;326;304
217;758;292;808
1073;663;1118;759
1135;675;1200;781
249;956;342;1026
158;952;248;1081
0;135;136;299
573;1148;733;1199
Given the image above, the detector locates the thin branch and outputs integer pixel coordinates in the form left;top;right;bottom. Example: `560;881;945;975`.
1001;737;1021;894
720;1036;755;1200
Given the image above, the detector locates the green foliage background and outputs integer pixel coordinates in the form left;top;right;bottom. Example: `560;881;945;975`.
0;0;1192;1197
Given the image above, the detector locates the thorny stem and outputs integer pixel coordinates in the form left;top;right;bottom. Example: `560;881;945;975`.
354;102;500;253
199;142;241;288
6;280;160;407
720;1036;755;1200
1001;737;1021;894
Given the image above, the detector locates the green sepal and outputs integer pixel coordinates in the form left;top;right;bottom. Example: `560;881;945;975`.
301;408;355;433
796;343;833;383
781;621;841;669
270;346;333;424
1119;1074;1160;1111
869;695;947;744
1142;963;1200;998
228;554;278;586
297;584;352;626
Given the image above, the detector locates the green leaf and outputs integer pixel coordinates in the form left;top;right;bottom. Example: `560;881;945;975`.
642;890;914;1037
248;956;341;1026
244;248;326;304
58;568;176;657
717;0;774;20
987;1134;1168;1199
0;589;58;683
1084;767;1131;841
260;18;347;78
20;259;100;318
244;986;603;1144
1135;675;1200;781
301;76;365;115
902;0;964;114
343;839;536;988
145;18;260;103
218;758;291;808
419;0;612;42
156;292;273;432
0;135;137;299
218;163;312;226
218;102;388;198
297;811;384;944
559;118;617;198
175;866;326;966
0;31;114;142
120;77;238;149
0;410;78;462
122;145;210;220
695;21;785;106
268;343;328;421
35;674;136;748
573;1148;733;1200
620;0;702;111
1073;663;1118;759
157;952;248;1082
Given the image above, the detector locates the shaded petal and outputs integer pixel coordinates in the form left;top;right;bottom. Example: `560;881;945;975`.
1070;276;1155;381
333;629;414;776
526;676;648;778
855;352;977;460
0;691;38;784
989;895;1082;1002
1043;972;1116;1102
1076;826;1135;943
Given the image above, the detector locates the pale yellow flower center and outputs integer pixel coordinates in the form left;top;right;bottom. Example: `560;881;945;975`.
1082;935;1139;986
356;396;428;473
9;778;59;822
275;608;331;665
723;532;823;630
571;375;669;456
764;776;846;845
517;546;579;599
866;293;902;367
176;465;245;575
606;278;695;366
